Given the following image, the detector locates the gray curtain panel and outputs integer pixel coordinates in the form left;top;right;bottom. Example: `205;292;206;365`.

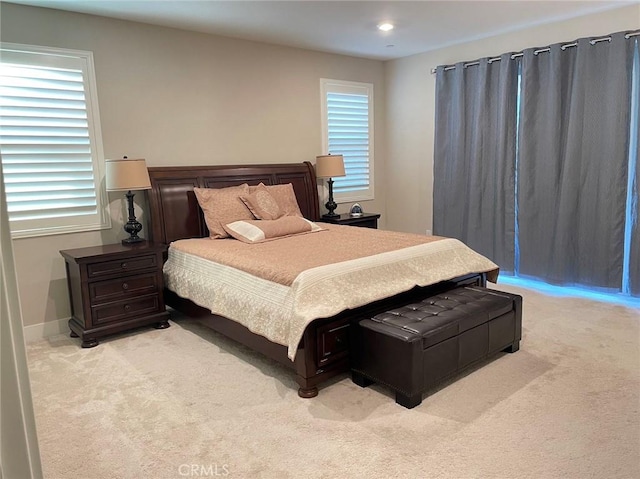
518;32;634;290
433;53;518;271
629;38;640;296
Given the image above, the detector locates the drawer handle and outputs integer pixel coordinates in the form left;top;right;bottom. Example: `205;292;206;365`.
121;262;128;269
124;304;131;312
122;282;129;290
328;324;349;334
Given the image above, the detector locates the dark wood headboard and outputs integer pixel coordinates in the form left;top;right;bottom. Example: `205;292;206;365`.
146;162;320;245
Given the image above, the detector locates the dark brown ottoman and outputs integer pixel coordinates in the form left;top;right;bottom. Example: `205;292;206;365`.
350;286;522;409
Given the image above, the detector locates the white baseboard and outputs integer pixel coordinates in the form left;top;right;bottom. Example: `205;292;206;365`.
23;317;70;343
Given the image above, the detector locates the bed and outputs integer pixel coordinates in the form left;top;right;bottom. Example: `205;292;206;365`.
147;161;496;398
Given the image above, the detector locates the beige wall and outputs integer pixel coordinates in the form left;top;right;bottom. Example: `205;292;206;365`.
0;3;385;328
384;4;640;235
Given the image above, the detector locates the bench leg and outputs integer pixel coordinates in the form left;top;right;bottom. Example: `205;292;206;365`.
396;391;422;409
352;371;375;388
503;341;520;353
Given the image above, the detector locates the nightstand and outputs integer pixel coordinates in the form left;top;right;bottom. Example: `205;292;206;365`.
60;242;170;348
320;212;380;229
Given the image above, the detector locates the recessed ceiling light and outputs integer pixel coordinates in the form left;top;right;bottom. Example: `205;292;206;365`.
377;23;394;32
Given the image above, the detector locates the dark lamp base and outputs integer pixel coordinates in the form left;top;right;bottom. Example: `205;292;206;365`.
122;190;145;246
323;177;339;218
121;237;145;246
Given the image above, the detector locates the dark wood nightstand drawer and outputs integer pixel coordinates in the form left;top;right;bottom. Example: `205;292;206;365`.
88;254;157;278
89;273;158;304
92;294;160;325
317;320;350;367
60;242;170;347
348;217;378;229
319;213;380;229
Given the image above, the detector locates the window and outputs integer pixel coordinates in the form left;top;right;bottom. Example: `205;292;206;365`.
0;43;109;238
320;79;374;202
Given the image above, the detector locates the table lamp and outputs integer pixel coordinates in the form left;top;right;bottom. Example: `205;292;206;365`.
105;157;151;245
315;154;346;218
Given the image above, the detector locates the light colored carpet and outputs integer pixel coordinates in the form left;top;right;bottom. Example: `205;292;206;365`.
26;283;640;479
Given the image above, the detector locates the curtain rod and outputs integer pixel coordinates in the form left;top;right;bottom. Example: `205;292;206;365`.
430;31;640;74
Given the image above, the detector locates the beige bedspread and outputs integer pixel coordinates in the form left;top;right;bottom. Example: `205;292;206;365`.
164;225;499;359
169;224;448;286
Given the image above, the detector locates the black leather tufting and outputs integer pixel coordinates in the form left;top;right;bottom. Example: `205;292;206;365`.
351;286;522;409
363;286;514;348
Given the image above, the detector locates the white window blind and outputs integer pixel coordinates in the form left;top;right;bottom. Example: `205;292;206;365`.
321;79;374;202
0;43;109;238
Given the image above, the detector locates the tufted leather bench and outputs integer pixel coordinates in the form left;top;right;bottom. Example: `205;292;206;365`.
350;286;522;408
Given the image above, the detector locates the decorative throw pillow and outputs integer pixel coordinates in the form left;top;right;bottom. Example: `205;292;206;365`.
223;216;324;243
239;184;283;220
193;184;253;239
248;183;303;217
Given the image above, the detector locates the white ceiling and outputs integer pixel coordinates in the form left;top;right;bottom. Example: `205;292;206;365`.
5;1;635;60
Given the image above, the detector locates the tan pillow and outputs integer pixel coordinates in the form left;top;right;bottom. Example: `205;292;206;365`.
239;184;283;220
249;183;303;217
223;217;324;244
193;184;253;239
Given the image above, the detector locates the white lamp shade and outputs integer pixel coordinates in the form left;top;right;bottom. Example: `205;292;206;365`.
315;154;346;178
105;158;151;191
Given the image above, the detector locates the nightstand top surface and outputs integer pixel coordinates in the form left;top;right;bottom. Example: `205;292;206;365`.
60;241;166;261
320;212;380;223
